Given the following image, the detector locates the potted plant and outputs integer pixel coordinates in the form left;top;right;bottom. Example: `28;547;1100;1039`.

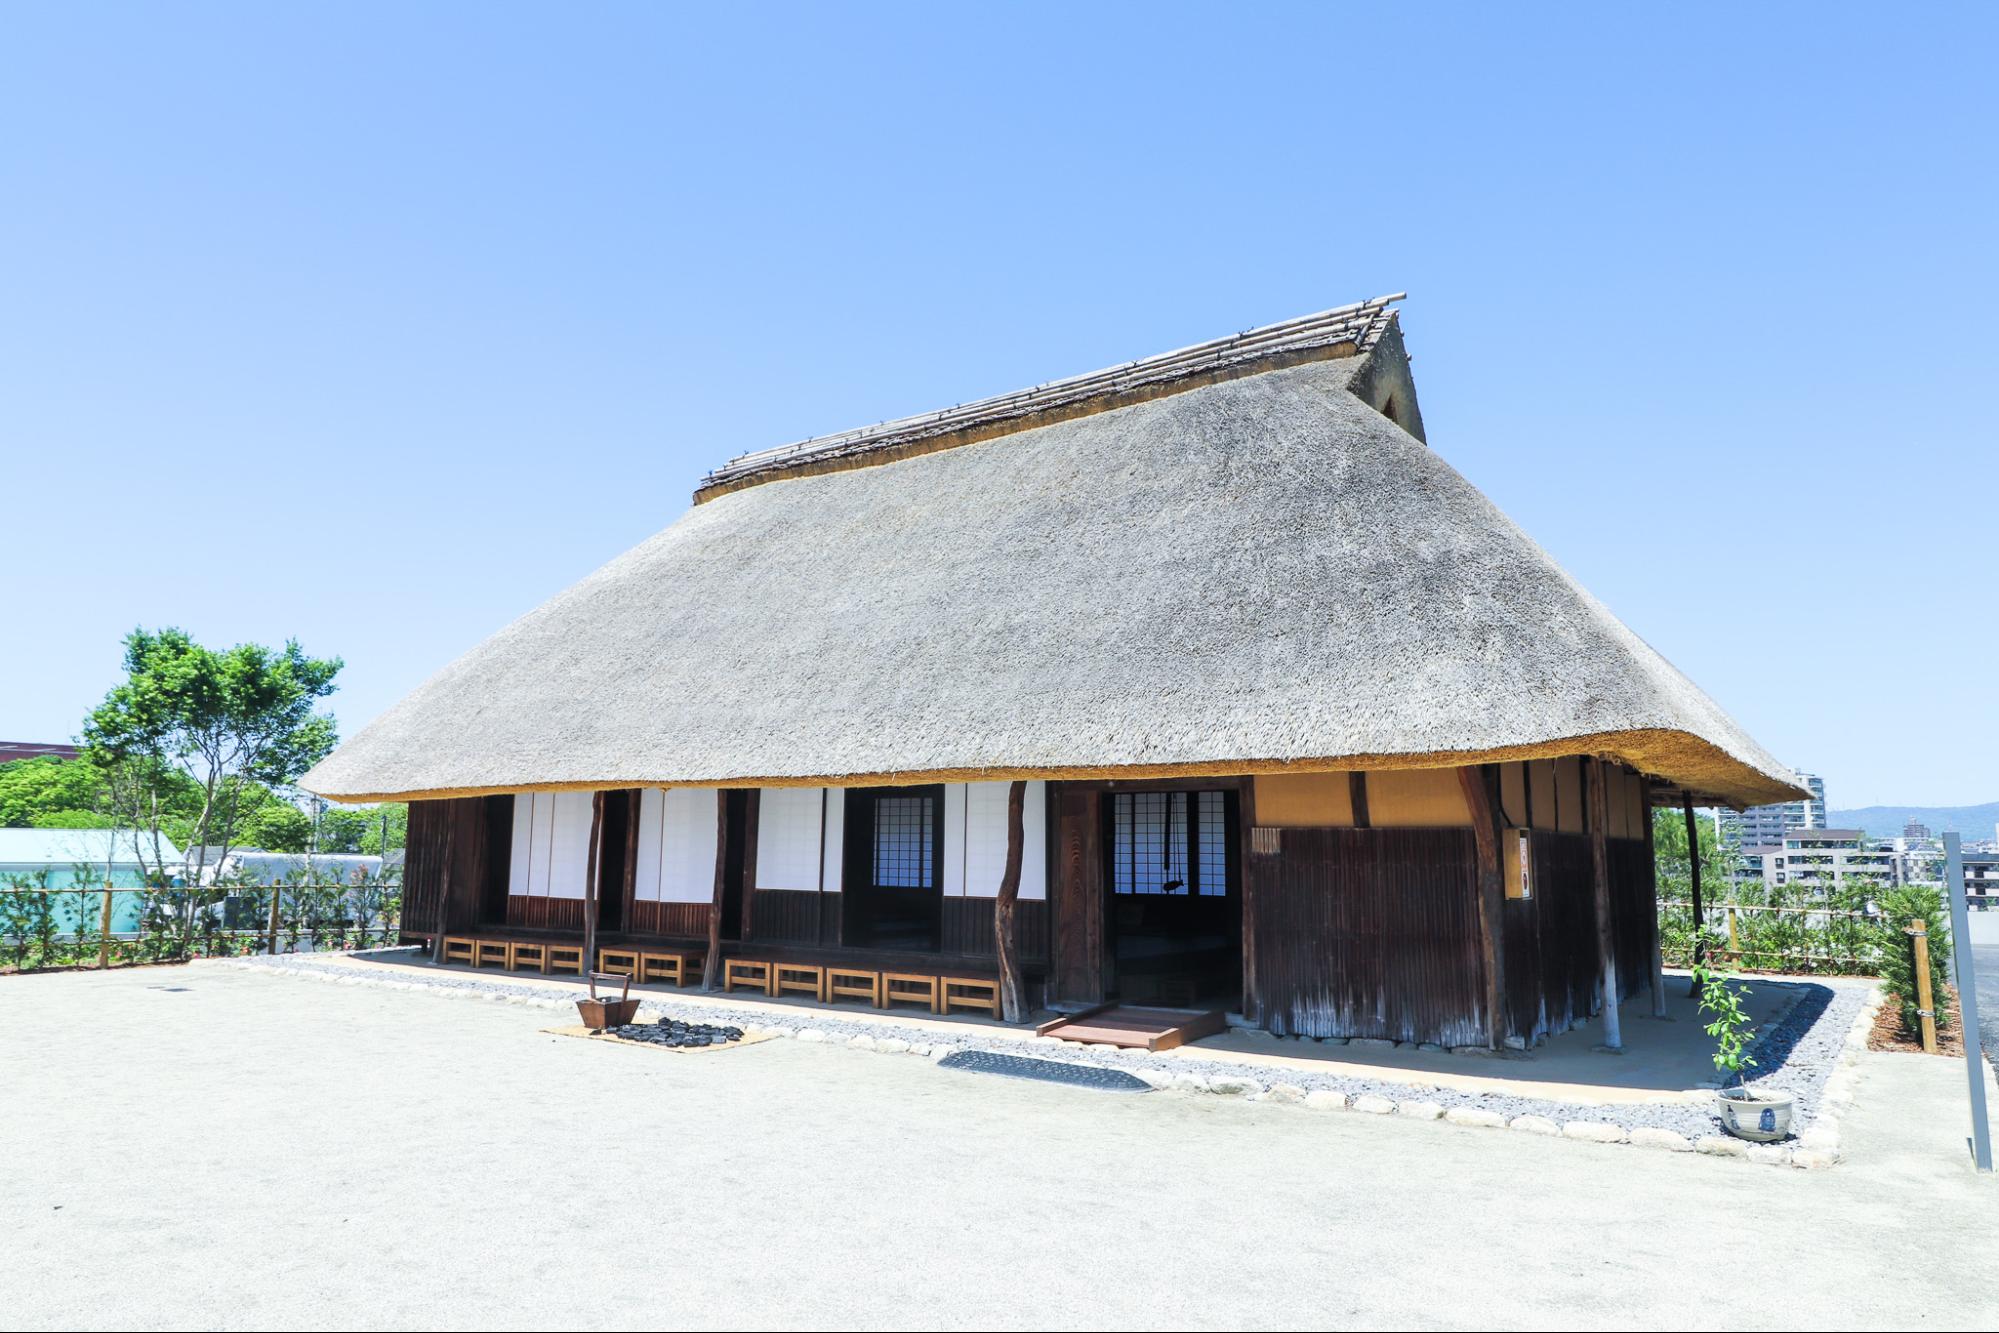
1695;963;1792;1141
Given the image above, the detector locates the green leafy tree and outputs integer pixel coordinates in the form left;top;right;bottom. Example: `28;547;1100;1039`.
1875;884;1953;1037
238;801;314;853
1693;962;1757;1092
82;628;341;940
0;755;111;827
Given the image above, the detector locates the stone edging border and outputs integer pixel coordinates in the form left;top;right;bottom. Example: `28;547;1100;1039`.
221;955;1882;1170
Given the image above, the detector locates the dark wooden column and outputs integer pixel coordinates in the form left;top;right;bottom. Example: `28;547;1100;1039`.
703;789;729;991
994;779;1028;1023
738;790;760;942
1586;759;1623;1050
580;791;606;977
1683;792;1705;995
428;803;458;965
1458;765;1508;1050
1348;772;1371;829
1050;785;1105;1007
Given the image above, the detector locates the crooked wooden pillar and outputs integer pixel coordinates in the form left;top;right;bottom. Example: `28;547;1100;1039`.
1457;765;1508;1050
703;789;728;992
994;779;1028;1023
1587;759;1622;1050
1643;794;1666;1018
581;791;606;978
1683;792;1705;996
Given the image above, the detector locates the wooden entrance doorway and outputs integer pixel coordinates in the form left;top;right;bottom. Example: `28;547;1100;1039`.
841;785;945;950
1105;788;1242;1008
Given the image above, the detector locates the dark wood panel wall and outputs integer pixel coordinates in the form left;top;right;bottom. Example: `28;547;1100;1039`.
1050;785;1106;1004
749;888;840;945
941;896;1050;961
1502;827;1653;1043
400;795;510;939
1244;827;1487;1046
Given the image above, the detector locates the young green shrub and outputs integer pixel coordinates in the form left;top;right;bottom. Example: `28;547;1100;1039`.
1874;884;1953;1036
1694;962;1757;1092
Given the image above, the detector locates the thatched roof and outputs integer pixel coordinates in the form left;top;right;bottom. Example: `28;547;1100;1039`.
304;297;1805;808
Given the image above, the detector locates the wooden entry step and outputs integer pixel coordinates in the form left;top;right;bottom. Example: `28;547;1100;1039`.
1034;1004;1228;1052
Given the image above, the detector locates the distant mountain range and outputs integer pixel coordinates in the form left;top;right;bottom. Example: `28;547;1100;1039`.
1827;802;1999;840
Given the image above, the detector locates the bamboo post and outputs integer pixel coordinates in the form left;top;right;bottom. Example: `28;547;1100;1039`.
1909;919;1938;1055
98;885;115;969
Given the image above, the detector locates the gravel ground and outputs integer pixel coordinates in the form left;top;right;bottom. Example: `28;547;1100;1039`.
1;963;1993;1330
242;950;1867;1142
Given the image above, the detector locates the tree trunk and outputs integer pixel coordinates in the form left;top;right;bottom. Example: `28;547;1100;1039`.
581;791;606;980
994;780;1028;1023
1683;793;1705;996
703;790;728;992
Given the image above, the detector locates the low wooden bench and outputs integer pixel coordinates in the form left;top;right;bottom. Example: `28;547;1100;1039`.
473;939;511;969
509;941;548;973
882;972;942;1014
941;976;1001;1018
638;949;703;987
597;947;641;979
772;962;825;1002
723;958;774;996
825;966;882;1006
545;943;585;975
442;936;476;966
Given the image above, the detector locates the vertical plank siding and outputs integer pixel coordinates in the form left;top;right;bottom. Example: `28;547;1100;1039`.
940;897;1050;961
1247;827;1486;1047
1050;786;1106;1004
748;888;828;943
1502;830;1652;1043
1608;838;1654;1002
400;796;504;938
626;900;712;939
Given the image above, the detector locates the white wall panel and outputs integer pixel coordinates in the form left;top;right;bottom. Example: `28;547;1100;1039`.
659;789;718;904
820;789;845;894
509;793;536;896
756;787;824;892
964;780;1046;900
545;791;593;900
521;792;558;897
942;783;968;896
633;788;666;903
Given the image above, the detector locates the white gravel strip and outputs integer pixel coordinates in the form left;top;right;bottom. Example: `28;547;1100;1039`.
233;951;1880;1168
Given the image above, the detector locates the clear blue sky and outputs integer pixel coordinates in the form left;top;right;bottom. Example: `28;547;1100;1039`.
3;4;1992;809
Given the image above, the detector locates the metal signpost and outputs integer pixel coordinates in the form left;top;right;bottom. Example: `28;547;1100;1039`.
1942;832;1992;1172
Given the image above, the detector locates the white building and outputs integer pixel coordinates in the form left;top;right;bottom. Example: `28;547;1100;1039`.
1737;828;1897;897
1718;771;1826;847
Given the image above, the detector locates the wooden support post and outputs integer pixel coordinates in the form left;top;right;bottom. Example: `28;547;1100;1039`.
994;779;1028;1024
1587;759;1622;1051
739;790;760;942
1726;906;1740;962
1348;772;1371;829
1642;794;1666;1018
429;809;457;965
1682;793;1704;996
98;885;115;969
703;790;728;992
1457;765;1509;1050
266;884;283;955
1909;919;1937;1055
581;791;606;980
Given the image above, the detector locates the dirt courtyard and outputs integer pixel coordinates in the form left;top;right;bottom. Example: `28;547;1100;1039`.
3;964;1994;1330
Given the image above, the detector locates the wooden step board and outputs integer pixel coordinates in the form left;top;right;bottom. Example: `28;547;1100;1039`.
1034;1004;1228;1052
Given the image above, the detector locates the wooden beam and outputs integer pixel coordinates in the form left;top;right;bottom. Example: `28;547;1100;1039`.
1348;771;1371;829
1587;759;1623;1050
1457;765;1508;1050
704;790;729;991
581;791;606;979
429;803;456;965
994;779;1028;1023
1239;778;1261;1026
739;789;761;941
1683;792;1705;995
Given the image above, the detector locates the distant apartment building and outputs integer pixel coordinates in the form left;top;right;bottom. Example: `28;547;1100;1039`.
1737;828;1898;897
1718;771;1826;847
1965;852;1998;911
